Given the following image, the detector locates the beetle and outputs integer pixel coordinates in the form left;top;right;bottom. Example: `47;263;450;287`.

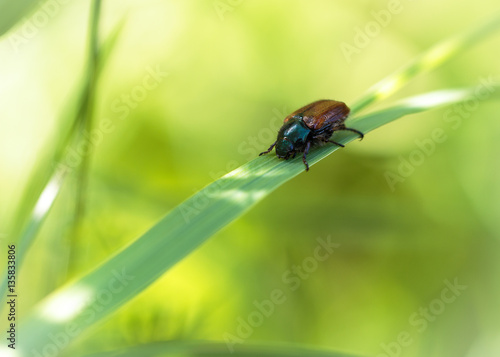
259;99;363;171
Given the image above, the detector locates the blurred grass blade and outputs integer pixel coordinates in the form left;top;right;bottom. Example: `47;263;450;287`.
350;11;500;114
12;83;499;357
78;340;362;357
0;0;39;36
0;0;105;303
98;16;126;70
71;0;102;272
2;170;65;271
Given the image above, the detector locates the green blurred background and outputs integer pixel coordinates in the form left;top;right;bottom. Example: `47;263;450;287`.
1;0;500;356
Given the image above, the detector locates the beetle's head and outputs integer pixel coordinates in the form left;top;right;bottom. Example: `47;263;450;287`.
275;138;295;159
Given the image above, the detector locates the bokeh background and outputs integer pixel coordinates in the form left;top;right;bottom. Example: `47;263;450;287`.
1;0;500;356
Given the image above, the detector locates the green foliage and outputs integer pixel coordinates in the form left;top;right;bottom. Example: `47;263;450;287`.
1;2;500;357
0;0;39;36
78;340;361;357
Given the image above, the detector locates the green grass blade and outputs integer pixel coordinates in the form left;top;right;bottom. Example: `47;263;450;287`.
11;83;499;357
70;0;102;272
0;170;66;298
76;340;363;357
350;11;500;114
0;0;39;36
0;0;106;304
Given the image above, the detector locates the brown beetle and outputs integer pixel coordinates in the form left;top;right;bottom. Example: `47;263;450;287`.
259;100;363;170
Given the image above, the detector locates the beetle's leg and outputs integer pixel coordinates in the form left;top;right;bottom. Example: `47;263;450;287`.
327;140;345;148
259;141;277;156
292;152;297;159
302;141;311;171
342;127;364;140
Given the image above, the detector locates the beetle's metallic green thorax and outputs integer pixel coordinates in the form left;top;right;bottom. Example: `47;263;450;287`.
275;117;311;158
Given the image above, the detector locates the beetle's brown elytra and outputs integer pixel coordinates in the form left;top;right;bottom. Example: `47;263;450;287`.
259;100;363;171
